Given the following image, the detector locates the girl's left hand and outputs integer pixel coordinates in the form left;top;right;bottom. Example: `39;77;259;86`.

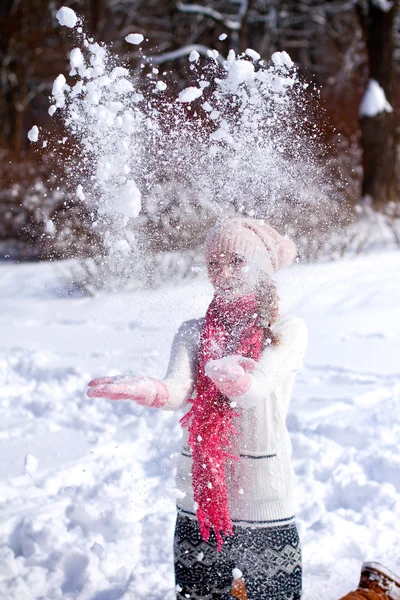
205;355;257;397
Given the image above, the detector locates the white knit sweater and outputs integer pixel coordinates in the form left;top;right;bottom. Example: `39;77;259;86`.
162;314;308;528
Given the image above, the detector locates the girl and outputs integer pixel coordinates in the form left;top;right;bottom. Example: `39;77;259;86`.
87;218;308;600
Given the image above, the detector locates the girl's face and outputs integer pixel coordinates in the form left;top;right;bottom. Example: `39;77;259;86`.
207;250;258;299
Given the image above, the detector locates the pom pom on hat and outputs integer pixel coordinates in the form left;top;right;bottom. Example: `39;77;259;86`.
205;218;296;276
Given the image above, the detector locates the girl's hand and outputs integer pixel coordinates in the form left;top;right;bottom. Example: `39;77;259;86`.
205;356;257;397
86;375;168;408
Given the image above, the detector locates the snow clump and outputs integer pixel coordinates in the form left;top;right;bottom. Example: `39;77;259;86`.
114;180;142;218
24;454;38;477
178;87;203;102
189;50;200;62
125;33;144;45
27;126;39;142
56;6;78;28
360;79;393;117
51;74;68;109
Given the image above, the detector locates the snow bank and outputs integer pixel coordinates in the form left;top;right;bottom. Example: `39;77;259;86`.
1;251;400;598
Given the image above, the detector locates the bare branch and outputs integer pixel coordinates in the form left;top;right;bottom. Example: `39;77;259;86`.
148;43;225;65
176;2;241;30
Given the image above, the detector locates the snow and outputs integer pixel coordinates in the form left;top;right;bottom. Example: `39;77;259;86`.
156;81;167;91
202;101;213;112
207;49;219;60
225;57;255;87
70;48;85;76
125;33;144;45
372;0;393;11
110;66;130;80
111;78;134;94
232;567;243;580
27;125;39;142
24;454;38;477
245;48;261;61
271;50;294;68
360;79;393;117
52;74;68;108
1;250;400;598
113;179;142;218
177;86;203;103
56;7;78;28
189;50;200;62
219;33;227;41
76;184;85;201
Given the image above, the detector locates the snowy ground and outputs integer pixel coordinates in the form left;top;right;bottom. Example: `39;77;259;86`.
0;251;399;600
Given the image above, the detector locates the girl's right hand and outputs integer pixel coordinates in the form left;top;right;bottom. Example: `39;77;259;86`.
86;375;168;408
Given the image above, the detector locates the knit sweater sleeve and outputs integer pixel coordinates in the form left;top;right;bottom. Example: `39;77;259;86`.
161;319;201;411
232;315;308;408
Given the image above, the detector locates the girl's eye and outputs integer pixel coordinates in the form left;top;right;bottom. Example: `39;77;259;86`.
232;256;245;266
208;260;218;268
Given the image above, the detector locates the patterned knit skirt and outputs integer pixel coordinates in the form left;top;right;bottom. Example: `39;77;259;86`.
174;513;302;599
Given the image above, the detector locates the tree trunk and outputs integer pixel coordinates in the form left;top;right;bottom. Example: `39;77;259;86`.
359;0;399;210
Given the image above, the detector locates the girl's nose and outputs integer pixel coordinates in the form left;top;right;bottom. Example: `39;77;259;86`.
221;265;232;277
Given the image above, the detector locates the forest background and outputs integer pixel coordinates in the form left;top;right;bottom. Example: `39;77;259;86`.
1;0;399;272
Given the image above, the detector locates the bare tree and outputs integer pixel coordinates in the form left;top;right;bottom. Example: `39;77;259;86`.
357;0;399;210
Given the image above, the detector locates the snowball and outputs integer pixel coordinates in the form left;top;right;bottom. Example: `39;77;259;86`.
197;551;204;561
76;184;85;201
48;105;56;116
245;48;261;61
27;126;39;142
156;81;167;91
232;568;243;580
178;87;203;103
114;180;142;218
360;79;393;117
219;33;227;41
202;101;213;112
24;454;38;477
125;33;144;45
189;50;200;62
56;7;78;28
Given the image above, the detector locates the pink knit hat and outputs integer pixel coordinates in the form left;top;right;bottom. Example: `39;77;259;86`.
205;218;297;276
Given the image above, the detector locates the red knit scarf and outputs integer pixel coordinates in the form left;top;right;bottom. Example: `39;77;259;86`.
180;293;265;550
